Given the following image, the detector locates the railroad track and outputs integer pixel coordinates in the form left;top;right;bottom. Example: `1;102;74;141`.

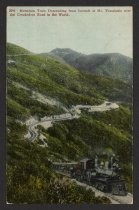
25;101;119;142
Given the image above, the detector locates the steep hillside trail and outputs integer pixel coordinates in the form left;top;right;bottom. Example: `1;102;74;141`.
24;101;119;142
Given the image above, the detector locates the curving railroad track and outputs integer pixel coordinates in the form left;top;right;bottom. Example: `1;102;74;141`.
25;101;119;142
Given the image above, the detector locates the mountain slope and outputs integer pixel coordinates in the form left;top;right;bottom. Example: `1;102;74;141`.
7;43;132;118
6;43;133;203
50;48;133;83
7;42;132;163
7;43;32;55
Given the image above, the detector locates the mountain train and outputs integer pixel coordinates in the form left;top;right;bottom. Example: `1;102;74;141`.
53;155;127;196
70;156;127;196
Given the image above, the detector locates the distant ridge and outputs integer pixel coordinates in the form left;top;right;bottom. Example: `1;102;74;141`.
50;48;133;83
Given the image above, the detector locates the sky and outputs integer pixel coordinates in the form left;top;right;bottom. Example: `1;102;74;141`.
7;6;133;57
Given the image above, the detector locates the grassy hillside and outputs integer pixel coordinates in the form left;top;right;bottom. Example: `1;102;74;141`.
7;43;132;203
7;43;32;55
7;44;132;114
47;105;132;163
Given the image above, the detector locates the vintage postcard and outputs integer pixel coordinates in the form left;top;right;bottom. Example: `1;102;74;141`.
6;6;133;204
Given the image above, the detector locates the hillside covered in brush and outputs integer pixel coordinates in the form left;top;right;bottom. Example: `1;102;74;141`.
7;43;133;203
7;43;132;121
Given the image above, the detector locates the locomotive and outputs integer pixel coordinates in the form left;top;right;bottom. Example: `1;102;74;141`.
70;156;127;196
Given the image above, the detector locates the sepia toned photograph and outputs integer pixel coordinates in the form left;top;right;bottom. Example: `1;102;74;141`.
6;6;133;204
